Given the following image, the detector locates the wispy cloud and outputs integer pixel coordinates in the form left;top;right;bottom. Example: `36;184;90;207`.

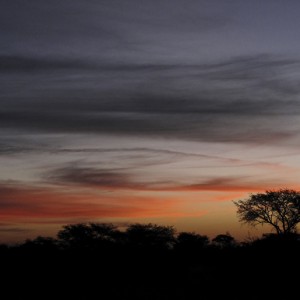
0;226;31;233
1;54;300;145
0;182;193;220
45;165;279;193
172;178;269;192
0;55;95;73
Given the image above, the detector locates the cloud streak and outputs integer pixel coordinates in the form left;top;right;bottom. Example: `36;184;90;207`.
1;54;300;144
46;165;278;193
0;182;192;220
0;55;95;72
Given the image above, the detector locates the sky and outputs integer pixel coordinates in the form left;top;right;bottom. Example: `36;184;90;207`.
2;0;300;243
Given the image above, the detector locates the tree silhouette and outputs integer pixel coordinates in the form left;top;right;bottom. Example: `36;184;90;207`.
126;223;176;250
212;233;236;248
234;189;300;235
21;236;58;251
2;220;300;300
176;232;209;251
57;222;119;249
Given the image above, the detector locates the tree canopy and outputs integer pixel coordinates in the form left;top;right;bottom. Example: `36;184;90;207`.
212;233;236;248
126;223;176;249
57;222;119;249
234;189;300;235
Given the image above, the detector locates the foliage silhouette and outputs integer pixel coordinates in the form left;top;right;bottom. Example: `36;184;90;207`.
125;223;176;250
234;189;300;235
21;236;59;252
175;232;209;251
212;233;236;248
57;222;120;250
1;221;300;300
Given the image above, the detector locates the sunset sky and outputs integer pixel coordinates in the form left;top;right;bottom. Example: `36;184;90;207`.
2;0;300;243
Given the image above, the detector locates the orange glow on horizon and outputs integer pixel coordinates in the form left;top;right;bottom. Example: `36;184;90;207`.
1;180;300;244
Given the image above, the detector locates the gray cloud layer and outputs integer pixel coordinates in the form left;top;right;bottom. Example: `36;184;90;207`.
0;55;95;72
1;54;300;144
1;1;300;146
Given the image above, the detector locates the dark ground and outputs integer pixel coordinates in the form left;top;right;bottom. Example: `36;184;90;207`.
1;235;299;300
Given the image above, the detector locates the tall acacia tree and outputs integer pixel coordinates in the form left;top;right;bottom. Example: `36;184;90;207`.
234;189;300;235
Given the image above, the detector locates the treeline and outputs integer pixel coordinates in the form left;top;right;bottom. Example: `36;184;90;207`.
2;222;299;252
1;223;237;252
1;223;300;300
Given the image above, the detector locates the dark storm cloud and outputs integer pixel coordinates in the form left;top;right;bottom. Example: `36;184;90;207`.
0;0;127;54
1;54;300;144
1;1;300;145
0;109;293;144
0;55;94;72
0;0;228;59
0;55;185;73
